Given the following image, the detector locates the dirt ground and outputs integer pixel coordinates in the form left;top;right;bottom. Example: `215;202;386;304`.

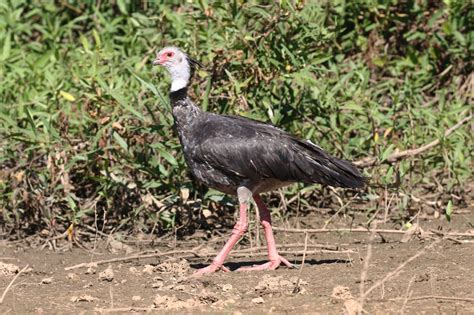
1;210;473;314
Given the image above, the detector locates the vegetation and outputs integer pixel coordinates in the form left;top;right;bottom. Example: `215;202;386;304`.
0;0;472;238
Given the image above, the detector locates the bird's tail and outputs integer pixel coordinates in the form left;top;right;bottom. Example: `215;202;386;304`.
297;139;366;189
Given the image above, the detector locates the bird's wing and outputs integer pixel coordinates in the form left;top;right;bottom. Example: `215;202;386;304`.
191;114;365;188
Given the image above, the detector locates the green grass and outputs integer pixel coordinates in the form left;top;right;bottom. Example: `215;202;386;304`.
0;0;472;236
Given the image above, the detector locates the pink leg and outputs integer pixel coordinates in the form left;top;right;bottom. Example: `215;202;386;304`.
238;194;295;271
193;201;248;276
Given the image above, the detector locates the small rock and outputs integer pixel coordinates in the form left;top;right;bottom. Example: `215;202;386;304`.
152;276;165;288
129;266;138;274
255;275;293;292
199;290;219;304
153;294;178;308
66;273;79;281
70;294;96;302
331;286;353;303
132;296;142;301
108;238;133;254
252;297;265;304
174;284;187;291
142;264;154;275
0;262;20;276
222;283;233;292
180;187;190;201
225;298;236;305
344;299;362;315
121;279;127;284
99;267;114;282
83;283;93;288
292;286;307;294
290;276;308;286
152;282;164;288
41;277;53;284
85;263;97;275
155;260;190;275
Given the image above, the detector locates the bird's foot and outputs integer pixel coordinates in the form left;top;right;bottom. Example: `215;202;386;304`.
192;262;230;277
237;255;296;271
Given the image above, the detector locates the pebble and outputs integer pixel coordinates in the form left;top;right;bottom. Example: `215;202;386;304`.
98;267;114;282
41;277;53;284
252;297;265;304
142;264;154;275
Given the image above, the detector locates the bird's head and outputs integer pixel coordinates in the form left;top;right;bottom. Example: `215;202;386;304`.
153;46;201;92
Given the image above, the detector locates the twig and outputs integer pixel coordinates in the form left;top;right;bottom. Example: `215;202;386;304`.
64;250;198;270
359;221;377;310
95;307;155;313
109;284;114;308
322;193;359;229
407;295;474;303
275;227;406;234
361;238;444;300
82;224;110;238
428;229;474;238
399;192;440;207
0;265;29;304
293;232;309;293
354;114;472;167
40;231;69;250
274;227;474;238
400;275;416;315
389;295;474;303
65;246;355;270
245;249;355;256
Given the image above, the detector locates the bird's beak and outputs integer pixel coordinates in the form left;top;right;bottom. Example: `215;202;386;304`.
153;54;167;66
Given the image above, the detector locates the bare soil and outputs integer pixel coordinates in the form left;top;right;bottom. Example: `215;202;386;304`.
1;211;473;314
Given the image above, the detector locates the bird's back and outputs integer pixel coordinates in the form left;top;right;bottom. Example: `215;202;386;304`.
181;112;365;193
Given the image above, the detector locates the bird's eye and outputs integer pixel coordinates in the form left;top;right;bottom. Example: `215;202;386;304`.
166;52;174;57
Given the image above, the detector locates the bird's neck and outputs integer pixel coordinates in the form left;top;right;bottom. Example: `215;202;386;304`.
169;87;190;105
169;87;200;118
169;64;191;92
170;87;188;103
169;87;201;144
170;78;189;92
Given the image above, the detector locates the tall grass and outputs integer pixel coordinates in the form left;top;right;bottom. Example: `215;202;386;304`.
0;1;472;236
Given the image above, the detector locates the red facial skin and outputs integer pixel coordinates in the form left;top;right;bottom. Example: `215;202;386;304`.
154;50;175;65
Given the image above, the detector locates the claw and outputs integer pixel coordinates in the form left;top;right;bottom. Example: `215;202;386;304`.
192;263;230;277
237;255;295;271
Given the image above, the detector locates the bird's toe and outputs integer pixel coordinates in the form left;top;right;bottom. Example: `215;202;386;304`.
237;256;294;272
192;263;229;277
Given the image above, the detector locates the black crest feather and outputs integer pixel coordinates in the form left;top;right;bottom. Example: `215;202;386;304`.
186;55;203;77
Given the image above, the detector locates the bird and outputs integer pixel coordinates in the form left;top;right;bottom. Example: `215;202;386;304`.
153;46;365;275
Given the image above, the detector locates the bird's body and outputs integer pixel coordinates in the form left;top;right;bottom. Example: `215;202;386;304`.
170;88;364;195
153;47;365;275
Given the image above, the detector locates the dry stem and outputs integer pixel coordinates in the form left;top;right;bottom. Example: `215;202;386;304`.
274;227;473;238
0;265;29;304
293;232;309;293
65;246;355;270
407;295;474;303
354;113;472;167
361;238;444;300
359;222;377;311
95;307;155;313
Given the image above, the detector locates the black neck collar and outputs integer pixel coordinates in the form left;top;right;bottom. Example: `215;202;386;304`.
170;87;188;104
